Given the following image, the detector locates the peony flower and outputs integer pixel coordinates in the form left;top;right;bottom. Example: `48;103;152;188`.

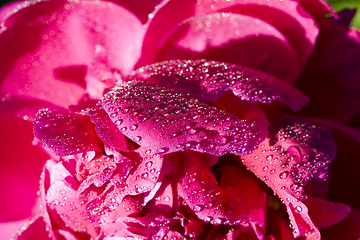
0;0;360;239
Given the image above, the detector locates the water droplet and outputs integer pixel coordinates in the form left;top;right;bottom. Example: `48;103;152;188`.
145;161;153;167
134;136;142;142
295;205;302;213
279;171;289;179
163;196;170;202
114;119;123;126
158;147;169;153
141;172;148;179
130;124;138;131
194;205;204;212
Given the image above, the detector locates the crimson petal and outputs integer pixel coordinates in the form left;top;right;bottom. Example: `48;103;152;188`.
133;59;309;111
33;107;102;156
12;215;53;240
241;115;337;239
100;80;266;156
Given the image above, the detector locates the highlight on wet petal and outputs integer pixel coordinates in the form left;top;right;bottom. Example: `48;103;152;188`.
133;59;309;111
240;115;337;239
33;107;102;156
100;80;267;156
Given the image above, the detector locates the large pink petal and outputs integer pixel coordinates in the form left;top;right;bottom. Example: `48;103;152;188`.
0;113;48;222
241;115;337;239
134;59;309;111
101;80;267;156
297;19;360;121
0;0;144;111
155;13;300;84
33;107;102;156
141;0;319;83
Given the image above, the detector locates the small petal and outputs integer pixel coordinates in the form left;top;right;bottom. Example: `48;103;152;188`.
12;215;54;240
33;107;102;156
101;80;266;156
134;59;309;111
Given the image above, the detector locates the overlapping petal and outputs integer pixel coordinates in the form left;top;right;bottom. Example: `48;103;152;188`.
133;59;309;111
100;80;267;156
33;107;102;156
241;115;337;239
0;0;145;114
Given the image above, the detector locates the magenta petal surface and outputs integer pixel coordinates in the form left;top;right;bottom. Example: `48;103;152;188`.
241;115;337;239
101;80;266;156
134;59;309;111
33;107;102;156
87;105;128;152
0;0;144;110
86;148;163;222
46;160;99;237
12;215;53;240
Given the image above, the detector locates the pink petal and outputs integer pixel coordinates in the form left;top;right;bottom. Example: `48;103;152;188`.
305;196;351;229
0;0;144;110
33;107;102;156
101;80;266;156
109;0;162;23
0;1;24;23
296;18;360;121
0;113;48;222
86;148;163;224
134;59;309;111
87;105;128;152
141;0;319;83
0;219;29;240
180;151;266;228
46;160;99;238
155;12;300;83
12;215;53;240
241;115;337;239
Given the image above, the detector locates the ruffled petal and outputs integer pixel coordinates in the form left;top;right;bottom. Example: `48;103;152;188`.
33;107;102;156
100;80;266;156
45;159;99;238
134;59;309;111
86;148;163;223
241;115;337;239
0;0;144;111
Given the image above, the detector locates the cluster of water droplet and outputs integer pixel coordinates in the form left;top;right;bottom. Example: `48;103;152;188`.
101;80;263;156
132;59;308;111
33;107;98;156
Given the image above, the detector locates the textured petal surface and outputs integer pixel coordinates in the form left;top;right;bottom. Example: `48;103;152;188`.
0;0;144;111
101;80;266;156
33;107;102;156
134;59;309;111
241;115;337;239
46;159;99;238
86;148;163;223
